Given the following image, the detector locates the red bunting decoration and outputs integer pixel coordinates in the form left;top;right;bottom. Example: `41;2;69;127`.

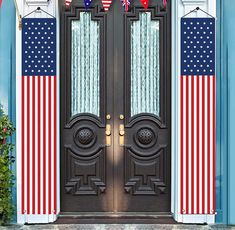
121;0;130;12
65;0;72;8
102;0;112;12
163;0;167;8
140;0;148;10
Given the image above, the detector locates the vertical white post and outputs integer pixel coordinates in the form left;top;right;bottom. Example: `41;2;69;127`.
171;0;216;224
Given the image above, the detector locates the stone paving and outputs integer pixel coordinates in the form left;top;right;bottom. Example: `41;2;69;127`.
0;224;235;230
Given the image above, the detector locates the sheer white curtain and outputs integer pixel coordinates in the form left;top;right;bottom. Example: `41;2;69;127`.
71;12;100;117
131;12;160;117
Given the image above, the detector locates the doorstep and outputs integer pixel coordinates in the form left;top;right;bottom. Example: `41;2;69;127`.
0;224;233;230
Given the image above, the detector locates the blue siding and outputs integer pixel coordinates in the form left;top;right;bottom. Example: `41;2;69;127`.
217;0;235;224
0;0;16;223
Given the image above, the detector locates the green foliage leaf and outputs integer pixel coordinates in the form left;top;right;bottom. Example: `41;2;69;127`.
0;105;15;225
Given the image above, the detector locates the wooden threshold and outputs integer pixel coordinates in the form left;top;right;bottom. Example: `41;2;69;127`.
54;212;177;224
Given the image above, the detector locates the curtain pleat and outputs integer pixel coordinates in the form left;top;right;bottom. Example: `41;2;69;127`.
71;12;100;116
131;12;160;117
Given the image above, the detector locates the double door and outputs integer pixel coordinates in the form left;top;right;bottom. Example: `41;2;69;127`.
60;0;171;212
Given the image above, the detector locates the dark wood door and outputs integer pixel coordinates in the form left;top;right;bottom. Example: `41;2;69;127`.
60;0;171;213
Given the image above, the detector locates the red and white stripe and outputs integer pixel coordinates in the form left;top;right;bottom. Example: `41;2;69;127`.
180;75;216;215
66;0;72;8
21;75;57;215
102;0;112;12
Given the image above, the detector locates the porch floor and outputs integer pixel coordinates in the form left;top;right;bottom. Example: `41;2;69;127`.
0;224;234;229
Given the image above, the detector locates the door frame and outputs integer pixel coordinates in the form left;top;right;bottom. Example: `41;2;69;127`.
59;0;172;214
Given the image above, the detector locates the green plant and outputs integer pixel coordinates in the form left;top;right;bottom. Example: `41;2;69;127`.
0;105;15;225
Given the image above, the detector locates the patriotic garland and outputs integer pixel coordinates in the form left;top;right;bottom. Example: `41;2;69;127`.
65;0;167;12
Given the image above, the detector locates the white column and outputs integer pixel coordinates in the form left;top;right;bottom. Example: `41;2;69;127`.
171;0;216;224
16;0;60;224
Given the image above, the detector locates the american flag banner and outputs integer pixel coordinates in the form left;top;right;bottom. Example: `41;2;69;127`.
180;18;216;215
84;0;92;9
21;18;57;215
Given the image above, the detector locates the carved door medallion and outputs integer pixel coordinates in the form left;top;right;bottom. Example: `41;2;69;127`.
60;0;171;212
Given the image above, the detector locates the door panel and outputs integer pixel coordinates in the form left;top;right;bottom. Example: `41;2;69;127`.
60;0;171;213
114;1;171;212
60;4;114;212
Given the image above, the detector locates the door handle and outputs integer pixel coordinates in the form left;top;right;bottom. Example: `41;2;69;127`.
119;124;125;146
106;114;111;146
